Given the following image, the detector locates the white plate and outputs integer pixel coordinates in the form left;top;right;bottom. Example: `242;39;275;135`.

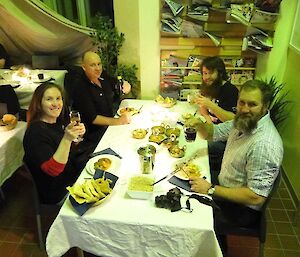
117;107;139;116
174;163;202;180
85;154;121;176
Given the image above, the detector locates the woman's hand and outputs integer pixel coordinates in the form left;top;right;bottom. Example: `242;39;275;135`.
189;177;211;194
64;122;86;141
122;81;131;94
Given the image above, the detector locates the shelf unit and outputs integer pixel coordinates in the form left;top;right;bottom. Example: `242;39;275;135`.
159;0;279;98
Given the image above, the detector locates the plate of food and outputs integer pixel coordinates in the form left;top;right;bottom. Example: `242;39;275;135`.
117;107;139;116
175;163;202;180
67;170;118;215
155;95;176;108
85;155;121;176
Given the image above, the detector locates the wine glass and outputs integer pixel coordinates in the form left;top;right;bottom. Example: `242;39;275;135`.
69;110;83;142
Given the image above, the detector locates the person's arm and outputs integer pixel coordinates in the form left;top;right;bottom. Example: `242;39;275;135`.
92;113;131;126
189;177;266;206
195;95;235;122
52;122;85;163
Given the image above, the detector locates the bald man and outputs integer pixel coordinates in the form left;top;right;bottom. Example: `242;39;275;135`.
70;51;132;145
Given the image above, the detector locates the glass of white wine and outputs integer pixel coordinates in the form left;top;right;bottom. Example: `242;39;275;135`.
69;110;83;142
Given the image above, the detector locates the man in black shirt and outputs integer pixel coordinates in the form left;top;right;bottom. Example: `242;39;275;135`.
70;51;131;145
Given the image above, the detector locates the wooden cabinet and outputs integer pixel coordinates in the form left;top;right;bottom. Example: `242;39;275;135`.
160;0;279;98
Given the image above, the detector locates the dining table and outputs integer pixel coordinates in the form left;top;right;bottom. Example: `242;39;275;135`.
0;121;27;197
0;68;67;109
46;99;223;257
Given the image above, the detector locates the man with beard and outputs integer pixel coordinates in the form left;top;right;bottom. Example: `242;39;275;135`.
189;79;283;255
194;56;239;172
69;51;131;148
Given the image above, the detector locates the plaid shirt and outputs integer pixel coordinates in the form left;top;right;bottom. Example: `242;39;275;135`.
213;112;283;210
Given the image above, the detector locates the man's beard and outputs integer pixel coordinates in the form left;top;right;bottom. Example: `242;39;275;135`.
233;113;260;134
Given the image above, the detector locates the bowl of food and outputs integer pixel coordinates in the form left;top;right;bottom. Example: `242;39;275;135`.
127;174;155;199
165;127;180;137
155;95;176;108
132;128;148;139
168;145;186;158
151;125;165;135
0;114;18;131
149;133;167;144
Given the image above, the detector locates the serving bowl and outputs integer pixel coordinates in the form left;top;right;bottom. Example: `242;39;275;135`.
127;174;155;200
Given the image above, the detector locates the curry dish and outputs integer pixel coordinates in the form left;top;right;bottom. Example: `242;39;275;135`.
94;158;112;170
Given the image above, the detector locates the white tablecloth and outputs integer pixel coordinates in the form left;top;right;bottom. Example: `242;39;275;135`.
46;100;222;257
0;69;67;109
0;121;26;187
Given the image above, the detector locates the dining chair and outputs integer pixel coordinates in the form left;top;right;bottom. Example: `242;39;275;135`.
32;55;60;70
218;169;281;257
22;164;61;249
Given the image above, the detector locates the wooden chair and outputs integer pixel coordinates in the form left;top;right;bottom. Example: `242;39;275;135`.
218;169;281;257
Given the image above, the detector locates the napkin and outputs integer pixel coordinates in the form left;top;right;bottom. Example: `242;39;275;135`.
168;176;192;192
89;148;122;159
69;169;119;216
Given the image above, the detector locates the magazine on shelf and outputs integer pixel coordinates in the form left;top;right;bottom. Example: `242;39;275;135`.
161;13;183;33
165;0;184;16
181;20;205;37
187;3;209;21
205;32;221;46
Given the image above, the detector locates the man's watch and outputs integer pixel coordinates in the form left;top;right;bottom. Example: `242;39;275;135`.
207;184;216;196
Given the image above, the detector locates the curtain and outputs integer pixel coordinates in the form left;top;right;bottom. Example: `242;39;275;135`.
0;0;96;66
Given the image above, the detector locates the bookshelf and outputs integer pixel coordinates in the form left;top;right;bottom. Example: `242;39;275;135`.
160;0;280;98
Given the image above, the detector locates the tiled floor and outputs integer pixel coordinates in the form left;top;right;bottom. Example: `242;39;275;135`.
0;167;300;257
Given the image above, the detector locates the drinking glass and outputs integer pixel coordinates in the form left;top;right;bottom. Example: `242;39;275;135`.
69;110;83;142
184;126;197;142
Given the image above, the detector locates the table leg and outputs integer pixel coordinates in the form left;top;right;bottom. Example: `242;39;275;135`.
76;248;84;257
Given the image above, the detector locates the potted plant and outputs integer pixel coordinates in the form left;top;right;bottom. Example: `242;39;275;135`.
90;14;139;98
265;76;292;128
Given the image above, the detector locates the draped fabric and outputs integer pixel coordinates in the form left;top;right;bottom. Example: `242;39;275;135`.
0;0;96;66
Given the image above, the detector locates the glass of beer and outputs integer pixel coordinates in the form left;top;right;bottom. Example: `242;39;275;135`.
69;110;83;142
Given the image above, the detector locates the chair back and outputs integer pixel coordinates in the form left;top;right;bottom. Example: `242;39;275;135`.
32;55;59;69
0;85;20;116
22;163;61;249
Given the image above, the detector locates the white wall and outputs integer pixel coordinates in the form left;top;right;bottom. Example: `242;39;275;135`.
114;0;160;99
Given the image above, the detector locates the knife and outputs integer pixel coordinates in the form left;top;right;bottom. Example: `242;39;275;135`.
152;165;183;186
152;150;202;186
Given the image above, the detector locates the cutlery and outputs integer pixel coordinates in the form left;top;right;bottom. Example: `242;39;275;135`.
137;105;143;113
152;165;183;186
152;150;202;185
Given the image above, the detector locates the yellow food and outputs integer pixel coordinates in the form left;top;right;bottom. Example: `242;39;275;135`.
67;177;112;204
181;163;201;179
132;129;148;139
119;107;137;115
128;176;154;192
2;114;17;126
155;95;176;107
94;158;112;170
